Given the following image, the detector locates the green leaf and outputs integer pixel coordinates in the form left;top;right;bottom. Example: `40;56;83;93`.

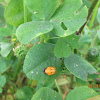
16;0;88;43
0;42;12;57
97;8;100;24
0;57;11;74
79;34;92;44
16;21;53;44
31;14;41;21
82;0;91;8
65;86;98;100
4;0;32;26
75;77;88;85
54;38;71;58
63;34;80;49
87;95;100;100
31;87;63;100
16;86;34;100
25;0;60;20
0;87;2;93
0;75;6;88
47;32;58;44
23;43;61;83
97;29;100;39
0;27;12;41
0;27;12;36
50;0;88;36
64;54;97;81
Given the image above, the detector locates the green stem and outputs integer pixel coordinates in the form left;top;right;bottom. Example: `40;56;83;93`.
69;74;74;89
89;0;100;29
5;94;6;100
90;33;98;47
40;34;45;43
9;87;15;100
79;0;99;33
49;37;60;39
55;79;62;95
14;58;21;80
23;0;27;23
17;74;22;88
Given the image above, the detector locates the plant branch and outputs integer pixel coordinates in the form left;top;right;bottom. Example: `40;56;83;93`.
55;79;62;95
89;0;100;29
78;0;99;34
14;58;21;81
69;74;74;89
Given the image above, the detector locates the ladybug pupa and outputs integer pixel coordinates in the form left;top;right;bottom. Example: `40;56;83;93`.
43;67;56;75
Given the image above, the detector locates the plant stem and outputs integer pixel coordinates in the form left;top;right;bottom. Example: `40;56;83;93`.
79;0;99;33
14;58;21;80
23;0;27;23
55;79;62;95
90;33;98;47
69;74;74;89
40;34;45;43
49;37;60;39
89;0;100;29
17;74;22;88
9;87;15;100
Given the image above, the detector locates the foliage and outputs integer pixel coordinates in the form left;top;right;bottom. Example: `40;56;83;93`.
0;0;100;100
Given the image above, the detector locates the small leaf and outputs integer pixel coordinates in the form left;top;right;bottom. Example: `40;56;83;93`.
0;27;12;36
31;87;63;100
54;38;71;58
16;86;34;100
25;0;60;20
0;42;12;57
0;27;12;41
23;43;61;83
63;34;80;49
16;21;53;44
64;54;97;81
79;34;92;44
4;0;32;26
0;75;6;88
0;87;2;93
65;86;98;100
50;0;88;36
0;57;11;74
